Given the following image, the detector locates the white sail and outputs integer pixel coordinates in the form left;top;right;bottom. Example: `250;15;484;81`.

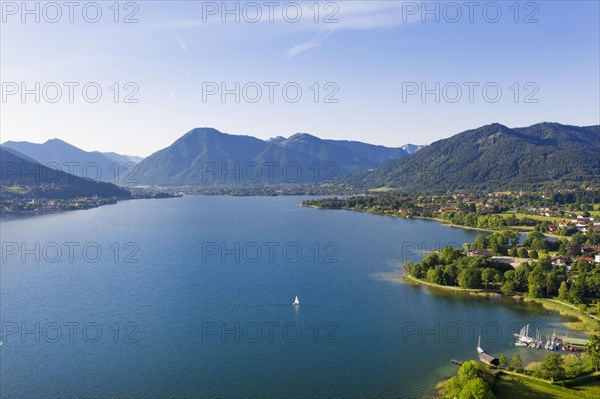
477;335;484;353
293;296;300;305
515;323;533;346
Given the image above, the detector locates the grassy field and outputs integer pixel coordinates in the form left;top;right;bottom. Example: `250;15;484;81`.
403;275;502;295
522;297;600;335
494;372;597;399
367;187;397;192
499;212;565;223
5;185;29;194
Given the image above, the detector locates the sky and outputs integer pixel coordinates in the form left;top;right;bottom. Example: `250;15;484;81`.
1;0;599;157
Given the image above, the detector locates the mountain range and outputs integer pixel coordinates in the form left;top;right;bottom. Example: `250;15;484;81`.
0;147;131;199
3;122;597;193
133;128;409;185
1;139;141;182
2;131;420;186
341;122;600;192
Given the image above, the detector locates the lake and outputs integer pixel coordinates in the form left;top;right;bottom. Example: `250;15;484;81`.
0;196;582;398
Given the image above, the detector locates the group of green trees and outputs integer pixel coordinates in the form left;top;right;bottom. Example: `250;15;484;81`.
404;231;600;307
439;336;600;398
438;361;496;399
404;246;513;290
501;351;594;382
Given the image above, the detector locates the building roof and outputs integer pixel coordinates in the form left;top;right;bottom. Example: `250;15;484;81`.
479;353;499;365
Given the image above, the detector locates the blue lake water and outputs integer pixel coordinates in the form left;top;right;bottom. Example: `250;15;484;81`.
0;196;583;398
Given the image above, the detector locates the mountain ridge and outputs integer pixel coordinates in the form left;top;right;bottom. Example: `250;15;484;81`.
134;127;408;185
340;122;600;192
0;147;131;199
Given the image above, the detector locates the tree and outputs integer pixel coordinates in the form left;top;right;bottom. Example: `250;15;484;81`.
568;276;586;304
538;353;565;382
586;335;600;372
458;268;482;289
558;281;569;301
444;264;459;286
517;247;528;258
427;266;445;285
410;263;425;279
441;361;496;399
510;353;523;371
563;354;585;379
472;234;488;250
527;267;545;298
458;377;495;399
481;268;498;289
499;354;508;369
528;250;538;259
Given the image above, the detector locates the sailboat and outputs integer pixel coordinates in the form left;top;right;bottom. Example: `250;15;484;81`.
293;295;300;306
514;324;533;346
477;336;484;354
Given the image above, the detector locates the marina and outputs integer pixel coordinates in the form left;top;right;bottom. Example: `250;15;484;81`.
513;323;586;352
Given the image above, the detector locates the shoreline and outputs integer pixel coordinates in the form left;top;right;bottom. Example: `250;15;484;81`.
401;274;503;296
305;205;567;238
400;274;599;336
306;205;526;234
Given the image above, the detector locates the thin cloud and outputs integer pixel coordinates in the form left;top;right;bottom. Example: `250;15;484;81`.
287;29;335;60
176;36;189;52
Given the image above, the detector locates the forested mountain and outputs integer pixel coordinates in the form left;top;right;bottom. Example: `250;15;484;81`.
341;123;600;192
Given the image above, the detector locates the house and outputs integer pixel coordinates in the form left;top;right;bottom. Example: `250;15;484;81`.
551;255;567;267
467;249;493;258
595;254;600;264
581;245;600;254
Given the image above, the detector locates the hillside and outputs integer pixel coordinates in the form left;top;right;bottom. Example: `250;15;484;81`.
341;123;600;192
0;147;131;199
2;139;136;182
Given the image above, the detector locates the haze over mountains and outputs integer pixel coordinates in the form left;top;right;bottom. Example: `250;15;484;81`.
2;139;140;183
342;122;600;192
0;147;130;199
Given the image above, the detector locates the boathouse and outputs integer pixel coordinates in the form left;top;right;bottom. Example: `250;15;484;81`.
478;352;499;366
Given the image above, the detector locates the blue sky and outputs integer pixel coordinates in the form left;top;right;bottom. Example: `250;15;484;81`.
1;1;599;156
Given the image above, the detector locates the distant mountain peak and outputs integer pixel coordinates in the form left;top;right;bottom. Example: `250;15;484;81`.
184;127;224;136
267;136;286;144
284;133;322;143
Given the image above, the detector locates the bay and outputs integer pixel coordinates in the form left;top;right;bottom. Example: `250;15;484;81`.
0;196;582;398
